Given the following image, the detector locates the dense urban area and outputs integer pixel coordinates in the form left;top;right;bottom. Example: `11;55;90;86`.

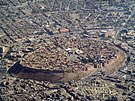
0;0;135;100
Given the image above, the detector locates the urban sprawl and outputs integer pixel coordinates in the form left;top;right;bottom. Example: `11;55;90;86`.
0;0;135;100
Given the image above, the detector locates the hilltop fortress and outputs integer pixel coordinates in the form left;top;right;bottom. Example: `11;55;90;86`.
8;34;126;82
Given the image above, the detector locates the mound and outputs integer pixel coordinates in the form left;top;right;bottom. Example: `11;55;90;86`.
8;35;126;82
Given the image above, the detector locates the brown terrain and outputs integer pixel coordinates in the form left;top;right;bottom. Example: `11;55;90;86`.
7;35;126;83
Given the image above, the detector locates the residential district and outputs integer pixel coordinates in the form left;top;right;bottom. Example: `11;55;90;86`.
0;0;135;100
